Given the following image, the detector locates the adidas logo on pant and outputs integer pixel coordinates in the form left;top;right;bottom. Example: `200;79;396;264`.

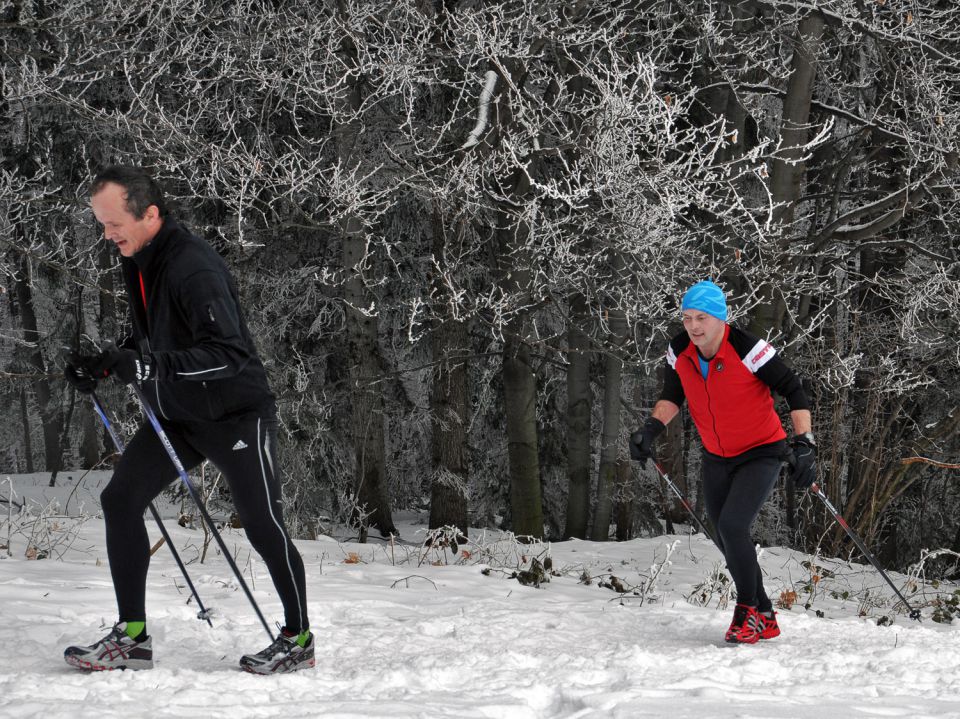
232;440;248;450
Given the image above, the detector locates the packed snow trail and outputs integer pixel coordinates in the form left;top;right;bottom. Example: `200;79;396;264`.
1;473;958;718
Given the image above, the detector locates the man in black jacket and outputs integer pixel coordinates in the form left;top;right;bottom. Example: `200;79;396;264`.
63;166;312;674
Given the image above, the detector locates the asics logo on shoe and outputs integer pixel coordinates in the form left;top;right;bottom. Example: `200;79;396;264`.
64;623;153;671
99;641;134;662
232;440;248;450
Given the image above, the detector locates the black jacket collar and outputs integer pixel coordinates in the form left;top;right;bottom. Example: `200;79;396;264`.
130;217;180;271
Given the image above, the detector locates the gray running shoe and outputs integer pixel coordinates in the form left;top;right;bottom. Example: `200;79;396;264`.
64;622;154;671
239;631;315;674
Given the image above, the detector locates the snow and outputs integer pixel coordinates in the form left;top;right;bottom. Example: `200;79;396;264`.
2;472;960;719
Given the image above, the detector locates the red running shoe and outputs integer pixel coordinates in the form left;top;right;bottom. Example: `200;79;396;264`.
725;603;760;644
758;610;781;640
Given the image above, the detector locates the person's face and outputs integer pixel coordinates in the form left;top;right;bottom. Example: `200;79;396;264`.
91;182;161;258
682;310;725;355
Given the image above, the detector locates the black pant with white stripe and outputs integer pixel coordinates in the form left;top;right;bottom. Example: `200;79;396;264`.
100;414;309;634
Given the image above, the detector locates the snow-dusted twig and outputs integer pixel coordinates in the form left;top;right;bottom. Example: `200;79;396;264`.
461;70;498;150
390;575;438;590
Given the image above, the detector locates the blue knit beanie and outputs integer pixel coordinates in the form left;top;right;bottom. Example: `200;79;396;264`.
681;280;728;321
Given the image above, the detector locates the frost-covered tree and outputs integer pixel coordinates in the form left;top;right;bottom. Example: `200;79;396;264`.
1;0;957;565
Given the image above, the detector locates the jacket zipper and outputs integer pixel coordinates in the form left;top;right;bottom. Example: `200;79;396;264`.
692;354;726;456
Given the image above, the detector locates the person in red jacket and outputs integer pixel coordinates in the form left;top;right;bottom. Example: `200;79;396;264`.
630;280;816;644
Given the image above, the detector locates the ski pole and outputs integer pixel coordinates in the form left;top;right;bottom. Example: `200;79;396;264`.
89;392;213;626
810;482;922;621
651;460;720;547
126;382;275;640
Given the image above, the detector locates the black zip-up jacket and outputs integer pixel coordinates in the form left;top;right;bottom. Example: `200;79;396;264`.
119;217;275;423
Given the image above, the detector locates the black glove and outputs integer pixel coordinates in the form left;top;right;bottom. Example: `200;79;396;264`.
63;351;99;394
87;347;156;385
629;417;666;467
787;433;817;490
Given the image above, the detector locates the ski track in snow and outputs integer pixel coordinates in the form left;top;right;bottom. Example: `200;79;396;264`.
1;472;959;718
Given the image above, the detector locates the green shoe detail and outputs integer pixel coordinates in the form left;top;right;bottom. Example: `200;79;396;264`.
295;630;311;648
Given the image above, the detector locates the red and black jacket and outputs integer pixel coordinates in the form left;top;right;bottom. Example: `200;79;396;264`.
660;324;809;458
119;217;275;423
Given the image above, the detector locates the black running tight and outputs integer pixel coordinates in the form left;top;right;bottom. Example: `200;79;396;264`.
100;415;309;633
701;452;782;612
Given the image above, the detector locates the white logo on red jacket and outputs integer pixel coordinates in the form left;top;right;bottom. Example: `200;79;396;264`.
744;340;776;372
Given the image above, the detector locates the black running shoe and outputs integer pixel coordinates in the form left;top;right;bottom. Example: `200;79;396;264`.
64;622;154;671
239;631;315;674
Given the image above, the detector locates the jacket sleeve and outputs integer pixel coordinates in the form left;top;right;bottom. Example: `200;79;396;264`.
659;339;686;406
755;355;811;411
151;269;252;381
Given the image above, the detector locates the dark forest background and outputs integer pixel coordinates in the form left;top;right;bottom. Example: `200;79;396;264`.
2;1;958;574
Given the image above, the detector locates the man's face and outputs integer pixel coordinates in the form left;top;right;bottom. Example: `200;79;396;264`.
682;310;726;354
91;182;161;258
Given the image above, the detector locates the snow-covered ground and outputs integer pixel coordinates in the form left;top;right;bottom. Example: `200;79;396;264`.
1;471;959;719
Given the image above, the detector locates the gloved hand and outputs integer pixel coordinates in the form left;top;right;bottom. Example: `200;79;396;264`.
63;351;99;394
87;346;156;385
787;433;817;490
629;417;666;467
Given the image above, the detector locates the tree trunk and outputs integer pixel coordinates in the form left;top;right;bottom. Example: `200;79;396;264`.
704;2;757;166
428;333;470;536
750;10;826;337
20;389;33;474
493;178;542;538
335;12;394;538
342;214;395;538
80;406;100;468
770;11;827;228
490;80;543;538
503;328;543;538
591;306;626;541
564;293;592;539
13;253;63;479
428;214;470;536
614;458;635;541
69;285;101;469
